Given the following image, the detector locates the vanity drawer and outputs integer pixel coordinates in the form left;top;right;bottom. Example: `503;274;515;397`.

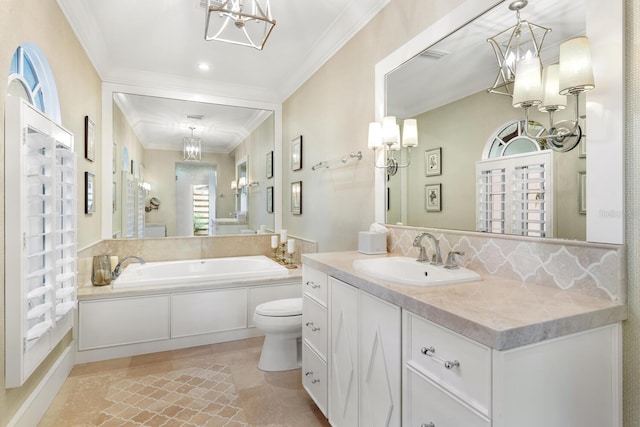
303;342;328;417
302;265;328;306
303;295;328;358
404;364;490;427
404;311;491;416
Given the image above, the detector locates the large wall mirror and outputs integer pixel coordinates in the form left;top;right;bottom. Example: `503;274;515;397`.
374;0;623;244
101;83;283;240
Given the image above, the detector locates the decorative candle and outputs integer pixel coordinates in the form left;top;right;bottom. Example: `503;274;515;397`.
280;229;287;242
287;238;295;254
271;235;279;249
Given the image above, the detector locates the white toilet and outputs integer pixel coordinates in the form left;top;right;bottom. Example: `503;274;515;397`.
253;297;303;372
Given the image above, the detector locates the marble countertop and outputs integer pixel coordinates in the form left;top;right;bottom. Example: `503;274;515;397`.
77;267;303;300
303;251;627;351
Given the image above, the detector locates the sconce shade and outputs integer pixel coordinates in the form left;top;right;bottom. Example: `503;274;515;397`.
382;116;397;145
559;36;595;95
402;119;419;147
238;177;246;187
388;125;401;151
512;57;542;108
231;180;237;190
368;122;382;149
539;64;567;112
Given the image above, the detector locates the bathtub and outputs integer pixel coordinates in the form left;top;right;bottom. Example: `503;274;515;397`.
111;255;290;289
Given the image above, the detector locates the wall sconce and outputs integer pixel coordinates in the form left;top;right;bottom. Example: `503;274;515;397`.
368;116;418;176
512;36;595;152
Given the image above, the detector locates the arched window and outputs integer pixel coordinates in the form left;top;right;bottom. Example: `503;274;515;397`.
482;120;546;159
8;43;61;123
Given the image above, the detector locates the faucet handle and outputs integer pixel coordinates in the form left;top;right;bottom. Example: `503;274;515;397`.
444;251;464;269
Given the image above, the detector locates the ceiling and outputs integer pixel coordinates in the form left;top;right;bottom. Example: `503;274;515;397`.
57;0;389;153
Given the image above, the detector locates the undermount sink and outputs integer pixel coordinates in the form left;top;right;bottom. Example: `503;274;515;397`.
352;256;481;287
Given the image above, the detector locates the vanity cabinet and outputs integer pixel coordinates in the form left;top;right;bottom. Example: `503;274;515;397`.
327;277;401;427
301;265;329;416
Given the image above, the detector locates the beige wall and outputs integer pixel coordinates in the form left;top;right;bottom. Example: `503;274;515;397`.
0;0;102;423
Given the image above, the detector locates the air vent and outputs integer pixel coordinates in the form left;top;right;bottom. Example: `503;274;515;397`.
419;50;448;60
186;114;205;120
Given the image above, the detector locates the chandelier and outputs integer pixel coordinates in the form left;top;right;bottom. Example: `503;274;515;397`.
183;127;202;161
487;0;550;96
204;0;276;50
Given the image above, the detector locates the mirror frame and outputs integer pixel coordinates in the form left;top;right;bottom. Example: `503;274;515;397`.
101;82;283;239
374;0;623;244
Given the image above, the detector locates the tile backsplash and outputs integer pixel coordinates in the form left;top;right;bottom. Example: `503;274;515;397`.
386;225;625;302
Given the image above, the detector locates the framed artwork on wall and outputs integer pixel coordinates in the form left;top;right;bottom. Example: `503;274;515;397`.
291;135;303;171
266;150;274;179
85;172;95;214
425;183;441;212
112;181;117;213
291;181;302;215
579;171;587;214
112;143;117;174
267;186;274;213
84;115;95;162
425;147;441;176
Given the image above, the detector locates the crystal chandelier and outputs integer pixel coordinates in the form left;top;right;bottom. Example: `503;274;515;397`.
204;0;276;50
487;0;550;96
183;127;202;161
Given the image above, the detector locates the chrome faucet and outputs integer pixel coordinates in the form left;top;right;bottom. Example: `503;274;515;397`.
113;255;146;278
412;232;443;265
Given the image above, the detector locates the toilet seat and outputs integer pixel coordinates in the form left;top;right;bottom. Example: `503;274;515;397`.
255;297;302;317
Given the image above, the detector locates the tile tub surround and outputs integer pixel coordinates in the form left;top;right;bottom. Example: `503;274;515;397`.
386;225;626;303
303;251;627;350
77;234;318;288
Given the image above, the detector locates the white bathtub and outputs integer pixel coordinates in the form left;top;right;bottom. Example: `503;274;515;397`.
111;255;290;289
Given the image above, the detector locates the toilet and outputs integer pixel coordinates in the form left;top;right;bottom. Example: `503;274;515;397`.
253;297;303;372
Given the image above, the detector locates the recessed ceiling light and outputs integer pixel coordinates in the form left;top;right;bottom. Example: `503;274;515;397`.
197;63;210;71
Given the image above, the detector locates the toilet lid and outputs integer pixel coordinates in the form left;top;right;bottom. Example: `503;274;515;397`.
255;298;303;316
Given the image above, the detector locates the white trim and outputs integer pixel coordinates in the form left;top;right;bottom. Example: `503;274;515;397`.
7;344;75;427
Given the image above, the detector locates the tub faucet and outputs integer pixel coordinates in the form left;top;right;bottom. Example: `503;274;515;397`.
412;232;443;265
113;256;146;278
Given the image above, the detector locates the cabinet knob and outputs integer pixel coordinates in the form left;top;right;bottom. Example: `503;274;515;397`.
421;423;435;427
420;346;460;370
304;371;313;376
305;322;320;332
311;378;320;384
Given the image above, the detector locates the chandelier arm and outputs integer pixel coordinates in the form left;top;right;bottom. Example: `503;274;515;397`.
522;95;581;142
372;147;413;170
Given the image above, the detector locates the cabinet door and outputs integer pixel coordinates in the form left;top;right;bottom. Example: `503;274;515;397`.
359;292;401;427
79;295;170;350
329;278;358;427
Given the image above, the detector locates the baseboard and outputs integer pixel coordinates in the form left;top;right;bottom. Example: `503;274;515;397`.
7;343;75;427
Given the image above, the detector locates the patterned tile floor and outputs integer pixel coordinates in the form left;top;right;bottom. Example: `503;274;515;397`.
40;337;329;427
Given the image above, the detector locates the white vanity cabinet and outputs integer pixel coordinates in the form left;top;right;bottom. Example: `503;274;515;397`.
403;311;621;427
328;277;401;427
301;265;329;416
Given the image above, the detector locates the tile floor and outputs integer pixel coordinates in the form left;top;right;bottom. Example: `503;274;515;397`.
40;337;330;426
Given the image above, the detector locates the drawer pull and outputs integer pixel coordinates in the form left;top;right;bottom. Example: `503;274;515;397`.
305;281;320;289
420;346;460;370
305;371;313;376
311;378;320;384
421;423;435;427
305;322;320;332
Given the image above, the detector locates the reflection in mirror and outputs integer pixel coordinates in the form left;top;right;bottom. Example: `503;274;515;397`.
384;0;589;240
111;93;275;238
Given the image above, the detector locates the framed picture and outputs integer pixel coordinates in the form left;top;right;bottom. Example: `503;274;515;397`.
112;181;117;213
425;184;442;212
84;116;95;162
579;171;587;214
291;135;303;171
291;181;302;215
425;147;442;176
85;172;95;214
266;150;274;179
578;139;587;159
266;186;274;213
